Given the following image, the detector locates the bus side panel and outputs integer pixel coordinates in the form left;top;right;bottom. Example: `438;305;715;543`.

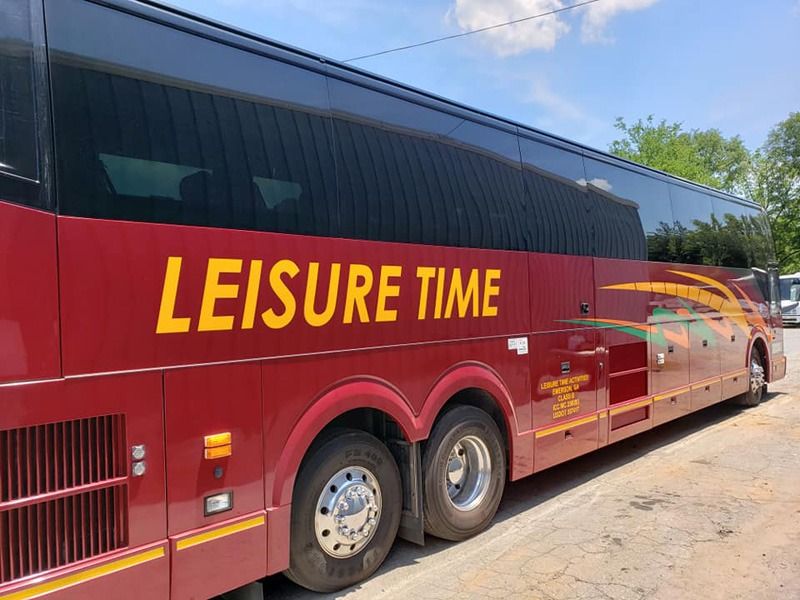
0;201;60;383
0;372;167;597
163;362;264;533
530;329;599;472
164;362;266;599
528;253;596;333
0;372;166;544
56;218;529;376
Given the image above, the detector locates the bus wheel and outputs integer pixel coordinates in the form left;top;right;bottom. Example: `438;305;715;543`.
285;430;401;592
422;405;506;541
733;346;767;407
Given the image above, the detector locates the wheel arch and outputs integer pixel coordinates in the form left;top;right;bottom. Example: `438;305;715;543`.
749;329;771;377
418;361;521;478
271;377;419;507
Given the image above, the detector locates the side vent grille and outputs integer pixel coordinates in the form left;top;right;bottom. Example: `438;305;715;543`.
0;484;128;584
0;415;126;502
0;415;128;584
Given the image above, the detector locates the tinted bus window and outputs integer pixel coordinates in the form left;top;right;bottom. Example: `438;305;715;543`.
47;0;338;235
0;0;38;182
711;197;755;268
583;159;665;261
742;205;774;268
667;184;717;265
519;138;592;256
329;78;525;249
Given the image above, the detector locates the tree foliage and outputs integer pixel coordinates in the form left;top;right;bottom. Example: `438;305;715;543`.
609;116;751;194
609;113;800;272
749;113;800;272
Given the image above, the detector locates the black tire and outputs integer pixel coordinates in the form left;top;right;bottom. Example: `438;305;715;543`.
284;429;401;593
732;346;767;407
422;405;506;541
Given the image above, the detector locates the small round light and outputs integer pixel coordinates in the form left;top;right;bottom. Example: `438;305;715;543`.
132;461;147;477
131;444;146;461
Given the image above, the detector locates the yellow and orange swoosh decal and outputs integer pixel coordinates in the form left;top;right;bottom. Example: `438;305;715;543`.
602;269;756;336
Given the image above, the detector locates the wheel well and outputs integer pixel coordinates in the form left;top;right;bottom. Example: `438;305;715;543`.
752;336;769;373
430;387;510;468
748;338;769;367
300;408;408;472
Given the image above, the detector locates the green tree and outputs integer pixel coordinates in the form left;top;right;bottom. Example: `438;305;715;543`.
750;113;800;272
609;116;752;194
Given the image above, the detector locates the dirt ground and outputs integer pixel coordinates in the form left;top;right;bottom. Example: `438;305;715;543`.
262;329;800;600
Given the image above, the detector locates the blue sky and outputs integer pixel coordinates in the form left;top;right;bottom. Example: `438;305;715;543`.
167;0;800;152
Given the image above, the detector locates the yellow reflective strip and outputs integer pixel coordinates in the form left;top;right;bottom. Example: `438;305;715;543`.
0;548;164;600
609;398;652;416
722;369;748;381
176;515;265;551
653;387;690;402
534;414;598;439
691;377;720;391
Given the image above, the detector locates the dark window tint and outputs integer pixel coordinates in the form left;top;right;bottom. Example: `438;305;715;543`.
667;184;718;265
583;159;666;260
519;138;591;255
0;0;38;182
742;205;774;268
47;0;337;235
329;78;525;249
711;197;757;268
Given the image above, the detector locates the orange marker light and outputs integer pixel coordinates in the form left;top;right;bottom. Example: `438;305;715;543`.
204;445;232;460
204;432;231;448
204;432;232;459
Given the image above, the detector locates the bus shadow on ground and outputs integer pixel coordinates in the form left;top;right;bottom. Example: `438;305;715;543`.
259;392;780;599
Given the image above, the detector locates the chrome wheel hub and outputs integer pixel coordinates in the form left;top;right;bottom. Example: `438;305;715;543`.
750;358;766;394
445;435;492;512
315;466;381;558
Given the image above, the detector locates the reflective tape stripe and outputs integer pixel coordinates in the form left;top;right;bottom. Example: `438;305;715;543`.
175;515;265;551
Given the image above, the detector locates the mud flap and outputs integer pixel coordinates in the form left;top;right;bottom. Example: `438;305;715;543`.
388;439;425;546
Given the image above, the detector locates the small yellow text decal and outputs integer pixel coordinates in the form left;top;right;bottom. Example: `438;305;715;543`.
540;374;590;420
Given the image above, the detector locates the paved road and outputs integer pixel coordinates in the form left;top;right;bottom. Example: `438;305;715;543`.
262;329;800;600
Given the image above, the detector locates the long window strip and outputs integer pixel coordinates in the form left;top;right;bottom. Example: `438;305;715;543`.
425;138;462;248
415;137;453;247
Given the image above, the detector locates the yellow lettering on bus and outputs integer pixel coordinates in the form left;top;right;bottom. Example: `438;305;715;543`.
415;266;436;320
376;265;402;322
198;258;242;332
343;264;374;324
156;256;191;334
482;269;501;317
444;268;480;319
304;262;341;327
434;267;446;319
262;259;299;329
241;259;263;329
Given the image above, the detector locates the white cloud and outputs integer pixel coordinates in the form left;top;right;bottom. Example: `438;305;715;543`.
526;76;585;121
585;177;613;191
448;0;571;56
448;0;658;55
580;0;659;43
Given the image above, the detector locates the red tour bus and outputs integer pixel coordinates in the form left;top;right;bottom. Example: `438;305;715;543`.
0;0;787;597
